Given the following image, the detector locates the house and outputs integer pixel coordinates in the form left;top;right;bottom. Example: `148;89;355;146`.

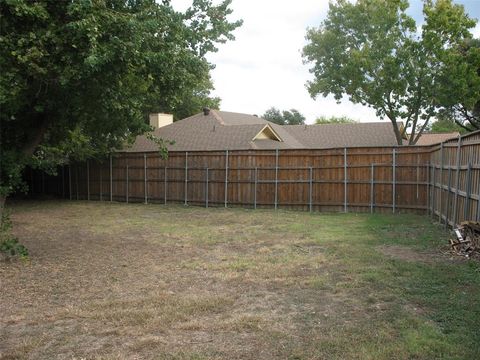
412;132;459;146
126;109;401;152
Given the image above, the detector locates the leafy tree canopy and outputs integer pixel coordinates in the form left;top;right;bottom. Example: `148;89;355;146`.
426;115;466;134
315;115;357;124
262;107;306;125
0;0;242;201
303;0;478;145
436;38;480;132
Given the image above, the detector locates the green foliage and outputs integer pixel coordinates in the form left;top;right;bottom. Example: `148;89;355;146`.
428;116;466;134
435;38;480;132
145;133;175;159
0;0;242;196
262;107;283;124
0;211;28;260
315;115;357;124
0;151;28;197
262;107;306;125
303;0;477;145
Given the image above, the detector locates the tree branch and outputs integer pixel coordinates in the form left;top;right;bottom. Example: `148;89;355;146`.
412;118;430;145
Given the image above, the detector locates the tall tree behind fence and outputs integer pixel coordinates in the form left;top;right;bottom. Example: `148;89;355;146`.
29;146;430;214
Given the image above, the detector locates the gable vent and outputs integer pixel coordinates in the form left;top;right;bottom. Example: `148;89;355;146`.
252;125;283;142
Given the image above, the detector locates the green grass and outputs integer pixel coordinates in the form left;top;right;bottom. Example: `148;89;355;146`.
0;200;479;359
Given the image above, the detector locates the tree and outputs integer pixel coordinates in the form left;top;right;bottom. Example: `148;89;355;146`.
0;0;242;216
262;108;283;124
435;38;480;131
425;115;466;134
303;0;477;145
262;107;306;125
315;116;357;124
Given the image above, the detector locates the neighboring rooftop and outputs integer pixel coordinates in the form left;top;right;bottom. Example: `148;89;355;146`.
283;122;398;148
124;110;439;152
413;132;459;146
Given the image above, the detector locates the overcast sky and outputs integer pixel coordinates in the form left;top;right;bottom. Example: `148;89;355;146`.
171;0;480;124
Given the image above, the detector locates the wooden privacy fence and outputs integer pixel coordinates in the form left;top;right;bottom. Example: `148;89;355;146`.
28;130;480;227
429;131;480;228
30;146;431;214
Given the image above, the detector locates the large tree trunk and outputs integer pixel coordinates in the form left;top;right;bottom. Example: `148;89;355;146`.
389;118;404;145
22;115;49;157
0;114;48;222
411;120;430;145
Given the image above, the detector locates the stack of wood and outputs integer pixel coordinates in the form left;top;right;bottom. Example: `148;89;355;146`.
451;221;480;258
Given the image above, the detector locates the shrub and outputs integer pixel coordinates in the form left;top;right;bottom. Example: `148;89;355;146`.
0;211;28;260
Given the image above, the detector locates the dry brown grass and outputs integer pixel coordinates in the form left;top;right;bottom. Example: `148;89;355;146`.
1;200;478;359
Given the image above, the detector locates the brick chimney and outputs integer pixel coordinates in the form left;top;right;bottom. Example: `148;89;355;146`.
149;113;173;129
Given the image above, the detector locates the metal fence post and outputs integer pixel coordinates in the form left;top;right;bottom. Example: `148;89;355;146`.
392;148;396;214
275;149;279;210
426;163;430;215
439;143;444;224
416;155;420;200
344;147;347;213
205;168;209;208
465;162;472;221
144;153;148;204
254;167;258;210
126;164;129;203
370;164;375;214
446;166;452;229
86;160;90;201
164;167;168;205
309;167;313;212
452;136;462;226
431;163;435;218
184;152;188;206
224;150;229;208
109;155;113;202
476;177;480;222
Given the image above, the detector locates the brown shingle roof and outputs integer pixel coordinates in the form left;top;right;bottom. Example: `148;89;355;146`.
124;110;400;152
283;122;398;148
414;132;459;145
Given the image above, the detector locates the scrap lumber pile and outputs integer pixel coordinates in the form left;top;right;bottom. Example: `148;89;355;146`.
451;221;480;258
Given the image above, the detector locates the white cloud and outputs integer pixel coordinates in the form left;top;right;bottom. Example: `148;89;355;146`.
169;0;389;123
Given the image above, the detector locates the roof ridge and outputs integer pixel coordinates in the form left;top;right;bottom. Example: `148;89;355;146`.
420;131;459;135
211;109;225;125
224;123;264;127
284;122;389;127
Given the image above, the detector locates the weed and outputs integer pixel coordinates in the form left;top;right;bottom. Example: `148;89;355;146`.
0;210;28;260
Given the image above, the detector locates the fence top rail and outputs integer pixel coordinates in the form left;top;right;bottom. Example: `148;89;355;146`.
96;163;434;172
114;145;436;157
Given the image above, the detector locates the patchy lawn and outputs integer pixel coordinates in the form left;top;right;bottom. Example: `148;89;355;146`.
1;201;479;359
